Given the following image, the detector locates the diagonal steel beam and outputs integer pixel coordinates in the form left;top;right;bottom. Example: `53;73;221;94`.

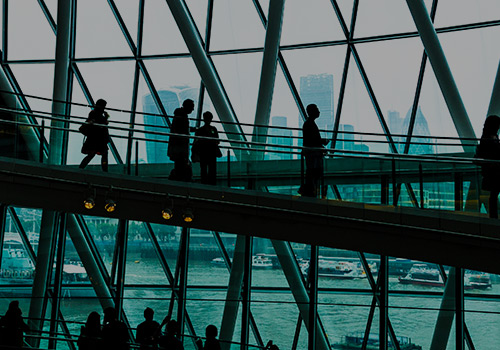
165;0;249;158
251;0;285;160
406;0;476;152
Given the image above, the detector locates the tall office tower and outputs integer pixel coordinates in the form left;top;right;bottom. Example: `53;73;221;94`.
267;116;293;160
143;87;210;163
402;107;434;155
300;73;334;139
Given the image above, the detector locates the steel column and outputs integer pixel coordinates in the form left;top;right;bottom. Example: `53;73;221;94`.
177;227;190;341
164;0;249;157
271;240;330;350
220;235;247;350
0;204;6;269
308;245;318;350
379;256;388;350
455;268;464;350
28;210;57;347
430;268;456;350
406;0;477;151
48;0;72;165
115;219;129;319
49;212;67;350
241;236;253;350
252;0;285;160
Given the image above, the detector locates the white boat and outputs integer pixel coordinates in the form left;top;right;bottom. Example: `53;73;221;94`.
332;332;422;350
252;255;273;269
398;264;443;287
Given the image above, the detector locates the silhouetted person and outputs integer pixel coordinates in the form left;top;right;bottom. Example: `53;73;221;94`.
192;112;222;185
78;311;102;350
158;319;183;350
195;325;221;350
79;99;110;172
0;300;29;349
168;99;195;182
264;340;279;350
476;115;500;218
136;307;160;350
299;104;329;197
101;307;129;350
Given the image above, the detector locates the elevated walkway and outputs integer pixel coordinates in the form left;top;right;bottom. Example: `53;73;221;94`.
1;157;499;274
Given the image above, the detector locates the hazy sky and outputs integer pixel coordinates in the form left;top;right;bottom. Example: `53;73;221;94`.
5;0;500;163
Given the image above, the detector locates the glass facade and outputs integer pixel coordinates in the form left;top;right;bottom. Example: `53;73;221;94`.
0;1;499;349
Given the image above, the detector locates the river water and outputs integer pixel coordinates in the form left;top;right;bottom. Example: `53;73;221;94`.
39;258;500;350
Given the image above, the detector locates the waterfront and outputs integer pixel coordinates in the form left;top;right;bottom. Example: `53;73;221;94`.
8;258;495;350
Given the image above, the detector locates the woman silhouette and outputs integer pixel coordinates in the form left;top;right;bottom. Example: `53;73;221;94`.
79;99;110;172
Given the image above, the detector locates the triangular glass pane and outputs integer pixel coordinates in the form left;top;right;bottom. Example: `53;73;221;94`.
67;79;92;166
185;0;209;42
434;0;500;28
439;26;500;137
187;229;230;286
152;223;181;274
334;51;389;154
210;0;265;51
11;207;41;256
8;1;55;60
335;0;353;31
418;56;461;154
282;45;349;144
355;37;423;154
9;63;55;125
113;0;139;47
141;0;189;55
83;215;119;275
280;0;345;46
75;0;131;58
125;221;168;284
212;52;263;132
1;214;35;287
355;0;418;38
138;74;170;165
77;61;136;161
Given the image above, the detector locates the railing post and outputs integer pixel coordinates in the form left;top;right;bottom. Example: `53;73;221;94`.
454;172;463;211
300;153;304;190
455;267;465;350
419;163;424;209
39;120;45;163
391;158;397;206
381;175;389;205
135;141;139;176
227;149;231;188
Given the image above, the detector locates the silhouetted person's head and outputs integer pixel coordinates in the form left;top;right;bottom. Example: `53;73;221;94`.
95;99;107;111
205;324;217;339
203;111;213;125
482;115;500;137
306;104;320;120
182;99;195;114
103;307;117;323
7;300;21;316
144;307;154;321
173;107;184;117
166;320;179;335
86;311;101;329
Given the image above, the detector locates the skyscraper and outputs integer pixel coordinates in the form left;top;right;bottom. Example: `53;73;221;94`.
387;107;434;154
300;74;334;139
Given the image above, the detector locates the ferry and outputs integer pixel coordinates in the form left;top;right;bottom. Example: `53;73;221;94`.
332;332;422;350
399;264;492;290
210;255;273;269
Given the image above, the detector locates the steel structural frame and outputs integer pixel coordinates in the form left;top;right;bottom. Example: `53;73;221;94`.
0;2;496;350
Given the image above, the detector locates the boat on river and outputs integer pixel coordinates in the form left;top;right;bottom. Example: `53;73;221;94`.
399;264;492;290
332;332;422;350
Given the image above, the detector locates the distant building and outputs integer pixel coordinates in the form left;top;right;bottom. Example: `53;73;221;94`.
143;87;209;163
267;116;293;160
388;107;434;154
300;73;334;139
